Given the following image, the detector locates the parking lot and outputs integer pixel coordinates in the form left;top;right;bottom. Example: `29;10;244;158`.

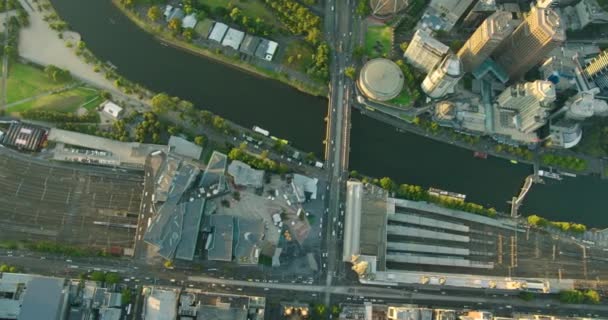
0;149;143;249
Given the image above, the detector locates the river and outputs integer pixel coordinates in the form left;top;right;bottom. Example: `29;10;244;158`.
50;0;608;227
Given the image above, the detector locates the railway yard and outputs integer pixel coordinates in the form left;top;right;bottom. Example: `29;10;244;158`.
0;148;143;249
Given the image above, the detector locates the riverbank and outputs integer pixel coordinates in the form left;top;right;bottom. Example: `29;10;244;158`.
355;103;607;179
111;0;328;98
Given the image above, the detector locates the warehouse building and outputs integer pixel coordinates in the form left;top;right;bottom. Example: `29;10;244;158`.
1;122;48;152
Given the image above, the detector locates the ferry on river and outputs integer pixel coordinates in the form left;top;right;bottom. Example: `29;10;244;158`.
538;169;563;180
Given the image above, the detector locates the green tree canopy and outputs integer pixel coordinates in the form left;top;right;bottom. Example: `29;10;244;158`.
147;5;161;21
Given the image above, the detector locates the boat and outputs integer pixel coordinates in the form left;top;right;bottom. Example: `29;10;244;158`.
252;126;270;137
538;170;562;180
510;160;518;164
474;151;488;159
428;187;466;201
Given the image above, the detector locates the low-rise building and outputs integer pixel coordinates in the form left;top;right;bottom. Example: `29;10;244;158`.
100;100;123;119
228;160;264;188
0;274;69;320
182;13;197;29
222;28;245;50
208;22;229;42
1;122;48;152
255;39;279;61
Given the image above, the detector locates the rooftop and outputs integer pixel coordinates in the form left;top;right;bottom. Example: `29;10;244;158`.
227;160;264;188
168;135;203;160
359;59;405;101
207;214;234;261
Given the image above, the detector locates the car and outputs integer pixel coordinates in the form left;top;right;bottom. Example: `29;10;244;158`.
65;259;72;263
237;288;243;291
170;279;176;283
188;284;194;288
264;288;269;291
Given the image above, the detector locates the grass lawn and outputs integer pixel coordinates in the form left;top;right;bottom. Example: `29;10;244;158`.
199;0;283;28
6;63;73;104
281;40;314;72
389;89;411;106
8;87;100;114
365;25;392;58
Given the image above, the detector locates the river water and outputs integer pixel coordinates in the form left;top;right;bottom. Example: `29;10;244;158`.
50;0;608;227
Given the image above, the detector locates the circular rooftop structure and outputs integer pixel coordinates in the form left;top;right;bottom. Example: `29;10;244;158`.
358;58;404;102
370;0;409;17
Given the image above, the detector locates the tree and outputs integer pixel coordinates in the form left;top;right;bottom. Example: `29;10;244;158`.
305;152;316;162
147;5;161;21
527;214;548;228
164;260;174;268
194;135;205;146
344;66;356;79
314;304;327;316
400;41;408;52
305;27;321;44
168;18;181;33
0;264;8;272
183;28;194;42
379;177;394;191
151;93;175;113
90;271;105;282
518;291;534;301
121;288;133;304
559;290;585;304
584;289;601;304
105;272;120;284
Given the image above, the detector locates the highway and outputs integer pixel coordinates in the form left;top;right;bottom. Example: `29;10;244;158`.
323;0;358;306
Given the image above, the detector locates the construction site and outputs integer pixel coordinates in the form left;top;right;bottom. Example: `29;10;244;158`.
344;180;608;292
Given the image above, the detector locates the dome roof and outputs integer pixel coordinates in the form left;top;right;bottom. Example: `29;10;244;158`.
358;58;404;101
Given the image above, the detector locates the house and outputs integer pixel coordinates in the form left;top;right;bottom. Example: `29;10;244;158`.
222;28;245;50
167;8;185;22
255;39;279;61
100;100;123;119
208;22;229;43
163;5;173;20
239;34;261;56
182;13;197;29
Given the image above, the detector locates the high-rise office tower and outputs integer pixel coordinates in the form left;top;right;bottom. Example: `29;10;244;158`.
495;80;556;133
403;29;449;73
584;49;608;89
457;11;516;73
494;6;565;79
421;54;464;98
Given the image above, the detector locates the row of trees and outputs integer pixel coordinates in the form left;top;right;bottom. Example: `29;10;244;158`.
559;289;601;304
264;0;321;44
90;271;121;284
495;144;534;161
228;145;290;174
395;59;423;102
541;154;587;172
352;172;499;218
527;214;587;234
227;5;274;37
0;263;19;273
21;109;99;123
307;42;329;80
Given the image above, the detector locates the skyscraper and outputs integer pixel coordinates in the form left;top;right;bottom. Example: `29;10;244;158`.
495;80;556;133
421;54;464;98
458;11;516;73
494;6;565;79
584;49;608;89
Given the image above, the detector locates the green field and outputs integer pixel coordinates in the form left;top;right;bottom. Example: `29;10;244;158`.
282;40;314;72
365;25;392;58
199;0;283;28
6;63;73;104
8;87;100;114
389;89;411;107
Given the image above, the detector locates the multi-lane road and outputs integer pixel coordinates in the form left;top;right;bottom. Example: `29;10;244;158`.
323;0;359;306
2;249;608;318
